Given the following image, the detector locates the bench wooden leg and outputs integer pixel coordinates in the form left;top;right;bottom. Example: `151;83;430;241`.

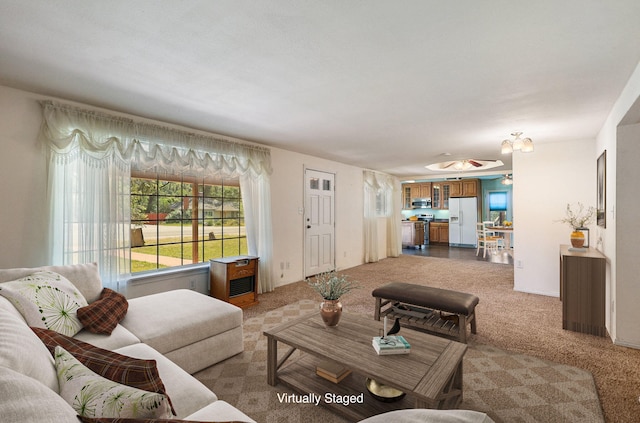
458;315;467;343
374;297;382;321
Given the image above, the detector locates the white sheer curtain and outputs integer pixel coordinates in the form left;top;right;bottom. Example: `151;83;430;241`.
240;168;274;293
363;170;401;263
40;101;274;292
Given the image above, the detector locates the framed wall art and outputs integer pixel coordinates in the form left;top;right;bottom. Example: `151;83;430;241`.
597;150;606;228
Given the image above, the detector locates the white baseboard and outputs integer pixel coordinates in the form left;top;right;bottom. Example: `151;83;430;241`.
613;338;640;350
513;286;559;298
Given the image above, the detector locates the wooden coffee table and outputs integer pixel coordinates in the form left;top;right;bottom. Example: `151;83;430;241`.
264;312;467;421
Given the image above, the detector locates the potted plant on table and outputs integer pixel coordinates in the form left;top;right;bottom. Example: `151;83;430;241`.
557;203;595;248
307;271;359;327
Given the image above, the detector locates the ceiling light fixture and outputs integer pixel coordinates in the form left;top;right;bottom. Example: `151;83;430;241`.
501;174;513;185
501;132;534;154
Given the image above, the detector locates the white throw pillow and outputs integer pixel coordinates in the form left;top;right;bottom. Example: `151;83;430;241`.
54;346;173;419
0;271;88;336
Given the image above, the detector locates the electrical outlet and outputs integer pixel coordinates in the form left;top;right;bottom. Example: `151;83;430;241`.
189;280;196;290
516;260;523;269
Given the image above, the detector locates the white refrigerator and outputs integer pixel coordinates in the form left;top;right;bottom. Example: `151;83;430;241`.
449;197;478;247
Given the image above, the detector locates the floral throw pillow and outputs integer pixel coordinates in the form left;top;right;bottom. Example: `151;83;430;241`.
55;346;173;419
0;271;88;336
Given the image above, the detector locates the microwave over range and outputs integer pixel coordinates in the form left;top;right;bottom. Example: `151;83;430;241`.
411;198;432;209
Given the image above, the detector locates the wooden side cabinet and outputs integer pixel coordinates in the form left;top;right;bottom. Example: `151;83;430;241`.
210;255;259;309
559;245;606;337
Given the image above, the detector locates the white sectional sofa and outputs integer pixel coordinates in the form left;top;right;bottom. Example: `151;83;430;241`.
0;263;255;423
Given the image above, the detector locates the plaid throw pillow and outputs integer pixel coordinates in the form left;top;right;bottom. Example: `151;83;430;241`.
77;288;129;334
31;327;176;416
77;417;247;423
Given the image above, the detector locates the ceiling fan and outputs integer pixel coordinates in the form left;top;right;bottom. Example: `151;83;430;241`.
426;159;504;172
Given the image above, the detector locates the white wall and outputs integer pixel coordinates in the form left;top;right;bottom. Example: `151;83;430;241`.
596;59;640;347
0;86;49;267
513;139;596;297
0;84;370;288
269;148;366;287
616;123;640;347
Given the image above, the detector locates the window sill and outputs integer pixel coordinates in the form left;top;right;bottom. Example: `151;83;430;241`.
128;262;210;285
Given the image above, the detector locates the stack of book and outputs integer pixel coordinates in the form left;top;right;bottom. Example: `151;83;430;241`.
372;335;411;355
316;360;352;383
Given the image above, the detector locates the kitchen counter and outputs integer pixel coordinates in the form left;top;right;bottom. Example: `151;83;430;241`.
402;221;425;247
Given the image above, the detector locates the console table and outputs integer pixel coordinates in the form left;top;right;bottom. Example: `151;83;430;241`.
559;245;607;337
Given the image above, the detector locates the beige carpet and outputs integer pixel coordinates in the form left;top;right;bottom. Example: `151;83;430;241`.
191;254;640;422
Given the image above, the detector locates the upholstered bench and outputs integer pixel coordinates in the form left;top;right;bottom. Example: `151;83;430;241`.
372;282;479;343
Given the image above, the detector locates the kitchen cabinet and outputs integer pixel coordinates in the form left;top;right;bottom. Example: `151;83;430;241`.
461;179;478;197
559;245;606;337
449;181;462;197
402;183;432;209
429;222;449;244
417;182;432;198
407;179;478;210
402;221;425;247
449;179;478;197
431;183;451;209
402;185;412;209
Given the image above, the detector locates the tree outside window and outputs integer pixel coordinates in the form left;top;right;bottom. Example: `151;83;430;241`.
130;173;246;273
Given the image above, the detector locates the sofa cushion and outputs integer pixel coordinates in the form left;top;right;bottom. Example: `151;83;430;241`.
0;270;88;336
55;346;174;419
121;289;242;355
0;310;59;392
164;325;243;375
0;262;103;303
78;288;129;334
116;343;218;419
32;326;173;415
75;323;142;351
0;365;78;423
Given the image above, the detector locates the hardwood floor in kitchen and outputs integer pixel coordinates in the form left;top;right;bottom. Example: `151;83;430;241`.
402;244;513;265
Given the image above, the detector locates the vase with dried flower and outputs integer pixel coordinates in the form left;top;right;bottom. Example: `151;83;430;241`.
307;271;359;327
557;203;595;248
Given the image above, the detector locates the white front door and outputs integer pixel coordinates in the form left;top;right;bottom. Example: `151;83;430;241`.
304;169;335;278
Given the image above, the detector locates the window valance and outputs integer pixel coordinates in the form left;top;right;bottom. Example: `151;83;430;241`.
39;101;272;177
39;100;274;294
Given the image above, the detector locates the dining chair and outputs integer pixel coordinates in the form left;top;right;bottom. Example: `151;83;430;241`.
482;221;505;249
476;224;501;258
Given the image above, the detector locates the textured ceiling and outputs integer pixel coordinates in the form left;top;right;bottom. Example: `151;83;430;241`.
1;0;640;178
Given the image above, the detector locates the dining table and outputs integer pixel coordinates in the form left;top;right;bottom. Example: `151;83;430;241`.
488;226;514;255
